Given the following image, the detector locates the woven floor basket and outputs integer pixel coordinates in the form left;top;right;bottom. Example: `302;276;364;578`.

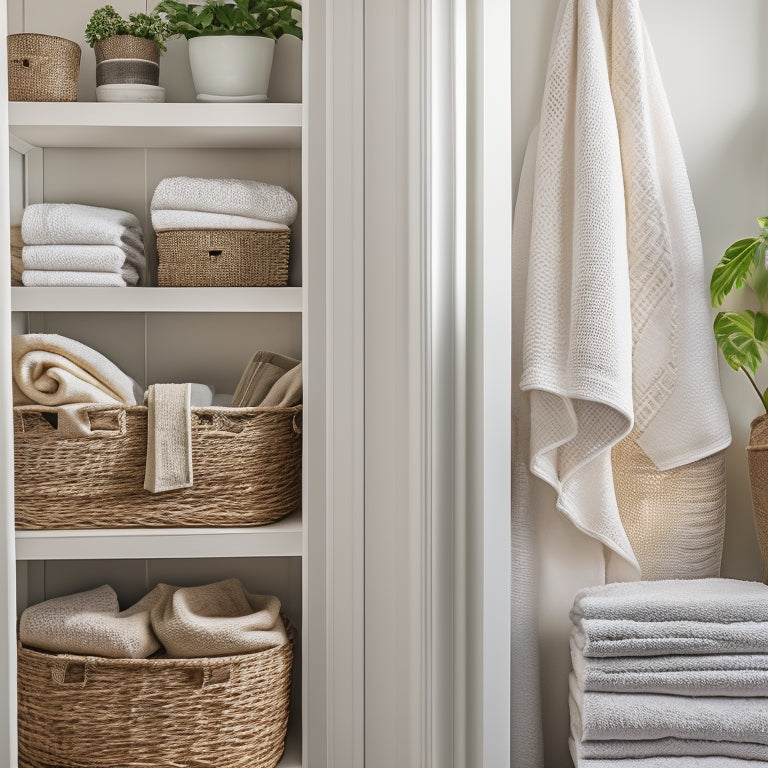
747;413;768;583
8;34;80;102
13;404;301;529
18;618;294;768
156;229;291;287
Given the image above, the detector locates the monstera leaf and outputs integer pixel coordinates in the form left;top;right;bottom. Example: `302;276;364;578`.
713;310;768;374
710;237;764;307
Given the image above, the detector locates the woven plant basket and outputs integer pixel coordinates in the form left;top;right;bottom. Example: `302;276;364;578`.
7;34;80;102
747;414;768;582
156;229;291;287
13;404;301;529
94;35;160;65
18;618;294;768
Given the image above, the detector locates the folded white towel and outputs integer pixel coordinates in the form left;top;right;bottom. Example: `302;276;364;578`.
212;393;234;406
13;333;142;408
149;578;288;657
570;672;768;744
151;209;290;232
189;383;215;408
571;638;768;696
22;243;145;276
22;269;139;287
144;383;193;494
572;619;768;658
19;585;160;659
150;176;298;226
569;738;768;768
22;204;143;248
571;578;768;624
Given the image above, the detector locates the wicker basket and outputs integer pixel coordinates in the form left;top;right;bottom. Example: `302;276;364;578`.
13;404;302;530
18;618;294;768
156;229;291;287
94;35;160;65
8;34;80;102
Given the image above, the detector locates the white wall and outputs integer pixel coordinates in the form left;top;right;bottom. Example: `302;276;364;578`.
511;1;768;765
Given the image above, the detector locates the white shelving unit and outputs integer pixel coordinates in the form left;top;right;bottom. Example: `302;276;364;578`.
4;4;321;767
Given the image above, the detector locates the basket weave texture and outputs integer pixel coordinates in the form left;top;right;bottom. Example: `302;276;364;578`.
94;35;160;64
156;229;291;287
8;34;80;102
747;413;768;582
13;404;302;529
18;618;294;768
96;58;159;86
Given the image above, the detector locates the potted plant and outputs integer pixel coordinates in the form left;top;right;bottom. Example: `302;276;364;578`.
710;216;768;580
155;0;302;102
85;5;170;100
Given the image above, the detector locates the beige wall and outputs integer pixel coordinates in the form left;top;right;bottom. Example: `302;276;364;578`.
511;1;768;764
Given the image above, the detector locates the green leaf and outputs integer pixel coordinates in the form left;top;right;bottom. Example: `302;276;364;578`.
710;237;762;306
713;310;768;373
759;217;768;230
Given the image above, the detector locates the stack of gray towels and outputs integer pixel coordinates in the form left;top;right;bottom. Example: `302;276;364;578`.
569;578;768;767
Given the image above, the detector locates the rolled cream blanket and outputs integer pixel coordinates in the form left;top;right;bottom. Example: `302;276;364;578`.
150;176;298;226
22;268;139;287
149;578;288;657
12;333;142;407
22;243;146;276
571;638;768;696
569;739;768;768
19;585;160;659
22;203;143;248
151;209;291;232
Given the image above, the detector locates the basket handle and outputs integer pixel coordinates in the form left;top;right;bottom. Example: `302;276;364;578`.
50;660;88;688
199;664;233;690
16;406;127;438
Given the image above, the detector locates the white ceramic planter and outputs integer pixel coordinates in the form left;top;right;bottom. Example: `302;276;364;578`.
188;35;276;102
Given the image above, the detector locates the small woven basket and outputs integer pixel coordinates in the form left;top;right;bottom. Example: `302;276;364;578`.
14;404;302;529
18;618;294;768
7;33;80;102
94;35;160;64
156;228;291;287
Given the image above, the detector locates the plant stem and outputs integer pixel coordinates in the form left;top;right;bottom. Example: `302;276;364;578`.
741;366;768;413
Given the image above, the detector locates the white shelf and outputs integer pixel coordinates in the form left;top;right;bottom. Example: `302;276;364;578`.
15;510;302;560
8;102;302;150
11;286;302;313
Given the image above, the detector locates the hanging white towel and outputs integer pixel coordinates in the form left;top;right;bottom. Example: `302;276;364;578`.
511;0;731;764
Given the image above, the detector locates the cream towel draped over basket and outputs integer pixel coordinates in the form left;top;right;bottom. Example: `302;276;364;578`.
510;0;731;764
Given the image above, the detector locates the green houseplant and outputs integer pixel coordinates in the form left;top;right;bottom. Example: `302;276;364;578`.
155;0;302;102
710;217;768;582
85;5;171;100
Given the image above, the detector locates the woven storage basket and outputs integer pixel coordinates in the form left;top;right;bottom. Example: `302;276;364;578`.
18;618;294;768
8;34;80;102
13;404;301;529
156;229;291;287
94;35;160;65
747;413;768;583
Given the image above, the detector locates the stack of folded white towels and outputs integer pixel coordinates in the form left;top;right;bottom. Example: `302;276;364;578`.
569;578;768;767
21;203;146;287
150;176;298;232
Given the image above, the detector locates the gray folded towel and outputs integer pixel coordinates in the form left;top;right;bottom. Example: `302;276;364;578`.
260;362;302;407
19;585;160;659
571;578;768;624
571;637;768;696
144;383;192;493
571;618;768;657
230;351;300;408
569;739;768;768
148;578;288;658
569;672;768;744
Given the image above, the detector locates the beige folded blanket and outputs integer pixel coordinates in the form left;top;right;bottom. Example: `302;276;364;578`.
230;350;301;407
149;578;288;657
19;585;160;659
260;362;303;407
144;383;192;493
